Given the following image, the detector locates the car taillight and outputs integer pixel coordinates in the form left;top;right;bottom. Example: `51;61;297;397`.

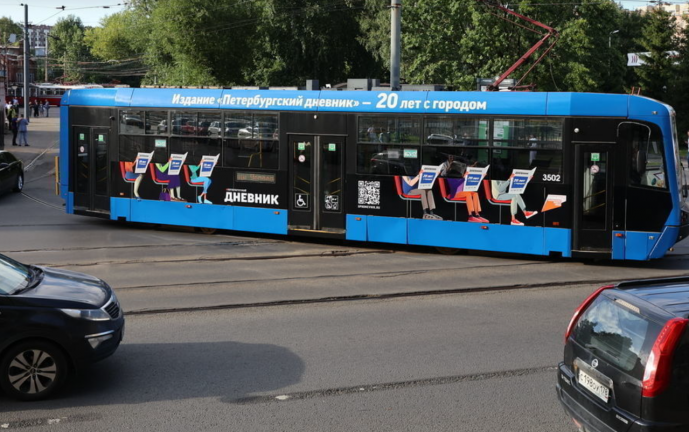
564;285;614;344
642;317;688;398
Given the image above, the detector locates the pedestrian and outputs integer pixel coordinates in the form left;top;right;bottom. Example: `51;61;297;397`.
8;104;16;122
32;100;39;118
10;115;19;146
39;100;45;116
17;114;29;146
44;100;50;117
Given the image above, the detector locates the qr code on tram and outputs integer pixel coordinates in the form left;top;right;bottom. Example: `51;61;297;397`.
358;181;380;206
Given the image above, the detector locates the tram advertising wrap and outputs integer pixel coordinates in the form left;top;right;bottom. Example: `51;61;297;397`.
58;88;689;260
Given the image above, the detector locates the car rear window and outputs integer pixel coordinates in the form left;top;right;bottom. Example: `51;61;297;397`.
571;295;662;377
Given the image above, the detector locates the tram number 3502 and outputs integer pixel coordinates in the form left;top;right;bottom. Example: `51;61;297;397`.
542;174;561;182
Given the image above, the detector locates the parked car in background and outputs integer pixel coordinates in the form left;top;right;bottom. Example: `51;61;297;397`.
0;254;124;400
557;277;689;432
0;150;24;196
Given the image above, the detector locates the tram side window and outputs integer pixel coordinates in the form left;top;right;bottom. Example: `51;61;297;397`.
491;118;563;182
224;140;279;170
223;112;279;170
225;112;253;139
198;112;221;137
357;144;421;176
489;147;563;182
425;117;489;145
146;111;168;135
120;110;145;135
171;111;198;136
358;116;421;144
628;125;666;189
119;135;152;162
170;136;222;166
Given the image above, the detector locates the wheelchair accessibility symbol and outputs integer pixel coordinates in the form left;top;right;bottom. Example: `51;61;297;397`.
295;194;309;209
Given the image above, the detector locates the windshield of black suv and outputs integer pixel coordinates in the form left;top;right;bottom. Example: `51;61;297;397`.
572;295;662;377
0;254;31;294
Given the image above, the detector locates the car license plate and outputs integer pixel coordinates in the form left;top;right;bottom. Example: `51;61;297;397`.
578;370;610;403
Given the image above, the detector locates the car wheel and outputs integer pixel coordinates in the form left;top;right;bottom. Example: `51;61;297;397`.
0;341;68;401
13;174;24;193
197;227;217;235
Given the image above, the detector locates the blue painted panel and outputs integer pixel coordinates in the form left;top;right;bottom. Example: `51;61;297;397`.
426;92;547;116
544;227;572;257
612;231;625;260
546;93;629;117
63;89;117;107
131;199;234;229
114;88;136;106
346;215;367;241
110;198;131;221
234;206;287;235
649;227;678;259
59;106;70;203
628;96;670;118
625;231;652;261
368;216;408;244
66;89;672;119
66;192;74;214
407;219;545;255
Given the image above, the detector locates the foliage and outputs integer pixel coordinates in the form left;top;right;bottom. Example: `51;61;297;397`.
83;11;149;85
49;15;94;83
0;17;22;46
248;0;383;87
134;0;261;86
635;7;678;102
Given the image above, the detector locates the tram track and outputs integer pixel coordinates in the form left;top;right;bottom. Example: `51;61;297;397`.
122;274;655;317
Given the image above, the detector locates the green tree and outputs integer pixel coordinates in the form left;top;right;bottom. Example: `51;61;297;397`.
248;0;383;87
618;10;648;93
672;15;689;133
83;11;149;86
0;17;22;46
357;0;630;92
138;0;259;86
50;15;94;83
635;7;678;102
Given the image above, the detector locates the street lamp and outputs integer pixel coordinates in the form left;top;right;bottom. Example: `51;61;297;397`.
609;29;619;48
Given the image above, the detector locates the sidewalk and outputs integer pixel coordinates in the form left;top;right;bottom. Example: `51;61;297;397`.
2;109;62;205
2;108;60;154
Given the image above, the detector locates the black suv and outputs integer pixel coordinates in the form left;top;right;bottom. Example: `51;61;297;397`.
0;254;124;400
557;277;689;431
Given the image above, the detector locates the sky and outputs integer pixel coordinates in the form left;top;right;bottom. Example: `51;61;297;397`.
0;0;668;29
0;1;127;28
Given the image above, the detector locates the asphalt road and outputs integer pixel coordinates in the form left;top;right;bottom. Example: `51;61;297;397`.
0;287;590;432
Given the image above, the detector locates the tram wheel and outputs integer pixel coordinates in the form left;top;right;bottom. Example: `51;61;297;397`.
435;247;464;255
197;227;217;235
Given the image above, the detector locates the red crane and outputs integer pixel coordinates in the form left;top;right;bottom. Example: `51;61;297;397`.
478;0;559;91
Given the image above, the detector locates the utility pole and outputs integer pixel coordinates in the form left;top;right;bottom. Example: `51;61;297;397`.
22;3;29;116
2;32;6;99
390;0;401;91
44;29;48;82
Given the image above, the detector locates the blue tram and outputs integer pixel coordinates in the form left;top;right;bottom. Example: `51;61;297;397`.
59;87;689;260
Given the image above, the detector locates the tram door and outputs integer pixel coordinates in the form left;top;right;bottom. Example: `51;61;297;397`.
573;144;615;252
288;135;345;234
73;127;110;213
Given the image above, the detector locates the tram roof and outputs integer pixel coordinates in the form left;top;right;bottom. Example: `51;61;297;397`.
61;88;669;118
